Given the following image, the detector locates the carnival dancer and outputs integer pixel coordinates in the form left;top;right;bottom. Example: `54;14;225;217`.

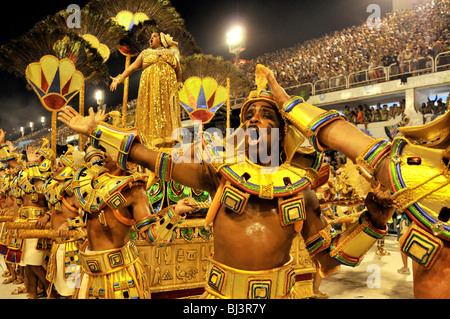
0;161;26;287
110;31;182;148
58;65;397;299
0;141;28;293
68;141;197;299
0;132;53;299
39;146;85;298
263;67;450;299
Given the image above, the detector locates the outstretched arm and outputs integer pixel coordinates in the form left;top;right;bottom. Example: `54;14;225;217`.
263;68;392;188
58;107;215;193
127;143;215;192
110;53;143;92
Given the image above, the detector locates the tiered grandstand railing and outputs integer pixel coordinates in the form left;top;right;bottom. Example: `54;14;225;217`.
261;51;450;101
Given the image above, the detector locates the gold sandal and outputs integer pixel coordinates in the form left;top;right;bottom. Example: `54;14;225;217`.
11;284;27;295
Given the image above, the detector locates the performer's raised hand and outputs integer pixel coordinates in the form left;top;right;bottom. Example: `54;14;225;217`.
364;190;398;229
58;106;108;136
262;67;291;109
26;146;39;164
110;76;120;92
6;141;16;152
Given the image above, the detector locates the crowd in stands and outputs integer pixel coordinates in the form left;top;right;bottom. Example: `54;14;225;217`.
344;101;406;125
343;93;449;126
240;0;450;90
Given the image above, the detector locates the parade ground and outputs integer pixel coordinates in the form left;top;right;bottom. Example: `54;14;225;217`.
0;234;414;300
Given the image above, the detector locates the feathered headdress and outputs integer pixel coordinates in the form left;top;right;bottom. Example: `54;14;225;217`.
86;0;201;56
180;54;250;97
0;26;108;85
37;10;127;63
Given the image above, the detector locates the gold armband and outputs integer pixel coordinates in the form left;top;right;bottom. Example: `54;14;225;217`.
84;149;104;163
154;150;175;182
89;122;142;171
280;97;347;152
355;139;392;184
142;206;185;247
305;224;338;256
330;210;387;267
27;164;44;181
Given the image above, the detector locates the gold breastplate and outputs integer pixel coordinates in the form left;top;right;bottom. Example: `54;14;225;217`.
72;163;148;214
43;178;73;213
390;137;450;241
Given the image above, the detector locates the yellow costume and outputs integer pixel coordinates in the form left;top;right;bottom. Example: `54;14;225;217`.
75;241;149;299
135;47;181;147
201;256;298;299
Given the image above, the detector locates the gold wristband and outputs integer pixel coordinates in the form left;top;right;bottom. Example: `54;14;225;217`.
330;210;387;267
116;74;124;83
89;122;142;171
355;139;392;184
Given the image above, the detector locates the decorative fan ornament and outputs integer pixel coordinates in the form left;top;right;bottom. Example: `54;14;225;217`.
26;55;84;112
179;77;227;124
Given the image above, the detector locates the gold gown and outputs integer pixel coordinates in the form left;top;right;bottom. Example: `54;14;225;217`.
135;47;181;148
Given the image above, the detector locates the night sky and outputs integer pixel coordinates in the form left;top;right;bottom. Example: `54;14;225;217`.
0;0;393;140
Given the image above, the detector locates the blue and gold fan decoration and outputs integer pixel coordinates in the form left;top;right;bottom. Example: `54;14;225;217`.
26;55;84;112
179;77;228;124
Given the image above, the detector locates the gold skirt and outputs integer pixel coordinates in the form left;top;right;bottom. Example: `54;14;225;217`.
75;241;150;299
46;239;82;297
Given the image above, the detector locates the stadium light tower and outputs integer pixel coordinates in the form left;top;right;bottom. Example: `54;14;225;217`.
227;26;246;66
95;90;105;111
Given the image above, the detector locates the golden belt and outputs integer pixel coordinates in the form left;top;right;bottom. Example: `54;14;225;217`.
79;241;140;276
204;256;297;299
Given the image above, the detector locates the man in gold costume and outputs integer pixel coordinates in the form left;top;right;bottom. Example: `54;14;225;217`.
0;131;53;298
58;65;396;299
0;146;25;292
110;32;182;148
68;141;196;299
39;146;85;298
263;68;450;299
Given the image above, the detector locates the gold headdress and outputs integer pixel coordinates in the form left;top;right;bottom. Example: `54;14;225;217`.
240;64;306;162
35;138;55;173
240;65;277;123
54;144;79;181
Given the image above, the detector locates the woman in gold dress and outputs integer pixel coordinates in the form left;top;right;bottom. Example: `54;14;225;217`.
110;32;182;148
